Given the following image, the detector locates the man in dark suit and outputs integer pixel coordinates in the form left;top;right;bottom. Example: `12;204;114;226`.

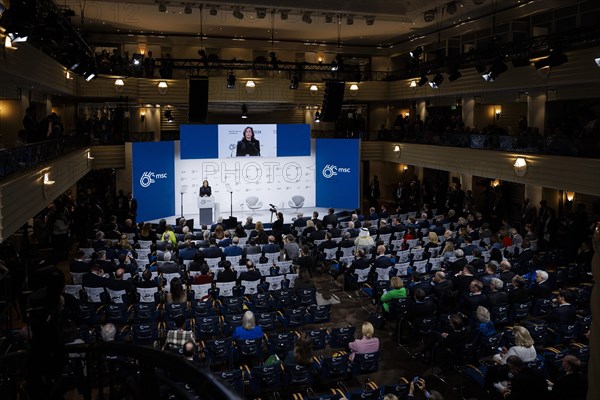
309;225;326;242
328;222;342;239
95;250;117;277
243;216;255;230
216;261;237;282
202;238;223;260
460;279;490;316
447;249;468;274
432;271;454;301
106;268;136;303
158;251;181;274
311;211;322;228
293;212;307;228
530;269;553;299
322;208;338;229
339;232;355;251
224;236;244;257
346;221;360;238
262;235;281;256
405;288;436;322
179;239;198;260
237;260;261;284
508;275;531;304
82;263;108;288
127;192;138;224
487;278;509;306
70;251;90;273
545;290;577;326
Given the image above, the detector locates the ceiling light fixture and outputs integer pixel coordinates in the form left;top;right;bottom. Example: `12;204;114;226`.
309;84;318;95
114;79;124;86
302;11;312;24
245;80;256;94
349;84;359;91
233;7;244;20
595;57;600;67
256;8;267;19
428;73;444;89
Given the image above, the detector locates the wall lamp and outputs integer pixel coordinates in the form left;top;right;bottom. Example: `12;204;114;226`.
43;173;55;185
513;157;527;177
495;106;502;120
566;191;575;202
393;145;401;159
86;151;94;160
158;81;168;94
245;80;256;94
309;84;318;96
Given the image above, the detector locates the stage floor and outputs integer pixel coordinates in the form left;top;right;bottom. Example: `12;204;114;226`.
146;207;352;228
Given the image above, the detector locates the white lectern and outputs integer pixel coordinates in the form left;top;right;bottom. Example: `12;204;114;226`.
197;196;214;226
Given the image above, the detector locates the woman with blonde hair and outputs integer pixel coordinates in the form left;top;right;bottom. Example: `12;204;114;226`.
348;322;379;361
380;276;407;313
425;232;440;252
493;325;536;364
441;241;455;260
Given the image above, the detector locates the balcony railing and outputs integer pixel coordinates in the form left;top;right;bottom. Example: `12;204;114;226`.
0;135;91;180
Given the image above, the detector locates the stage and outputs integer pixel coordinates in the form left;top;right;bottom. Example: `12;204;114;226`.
146;207;352;228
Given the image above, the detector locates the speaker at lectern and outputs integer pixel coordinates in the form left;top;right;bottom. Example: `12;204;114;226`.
197;196;214;226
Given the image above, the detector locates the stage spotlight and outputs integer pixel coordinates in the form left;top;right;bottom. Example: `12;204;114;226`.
164;110;174;123
158;1;167;12
448;70;462;82
302;12;312;24
184;3;192;14
325;14;333;23
289;75;299;90
315;111;321;123
428;73;444;89
410;46;423;58
241;104;248;119
209;6;217;16
280;10;288;20
227;70;236;88
417;76;428;87
365;16;375;26
233;7;244;20
595;57;600;67
256;8;267;19
84;72;96;81
482;60;508;82
346;15;354;25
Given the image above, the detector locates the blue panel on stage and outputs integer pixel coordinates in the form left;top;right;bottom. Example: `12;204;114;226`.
315;139;360;209
180;124;218;159
133;141;175;222
277;124;311;156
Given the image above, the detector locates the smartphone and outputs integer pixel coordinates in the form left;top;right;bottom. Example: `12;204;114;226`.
413;376;420;383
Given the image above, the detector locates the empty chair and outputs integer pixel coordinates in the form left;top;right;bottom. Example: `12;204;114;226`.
306;328;328;351
288;195;305;210
194;315;221;339
246;196;263;215
131;323;158;346
307;304;331;324
202;337;233;368
268;331;298;356
248;362;283;396
316;352;351;382
255;311;277;331
329;326;356;349
351;352;380;376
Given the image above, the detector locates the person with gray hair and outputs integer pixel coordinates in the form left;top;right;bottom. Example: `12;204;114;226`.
488;277;509;306
531;269;552;299
232;311;263;340
101;323;117;342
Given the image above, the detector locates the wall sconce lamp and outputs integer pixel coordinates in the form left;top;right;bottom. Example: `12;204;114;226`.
491;179;501;188
403;165;409;172
245;80;256;94
317;55;323;64
513;157;527;177
140;109;146;121
309;84;318;96
393;145;401;159
158;81;168;94
566;191;575;202
349;84;359;91
43;173;55;185
495;106;502;120
86;151;94;160
405;112;410;118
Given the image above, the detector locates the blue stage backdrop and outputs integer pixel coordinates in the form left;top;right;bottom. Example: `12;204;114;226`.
315;139;360;209
132;141;175;222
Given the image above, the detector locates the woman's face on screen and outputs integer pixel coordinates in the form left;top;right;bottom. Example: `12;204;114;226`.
244;128;253;140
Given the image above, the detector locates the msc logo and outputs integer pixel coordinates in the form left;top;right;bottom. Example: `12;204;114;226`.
139;171;168;188
322;164;351;179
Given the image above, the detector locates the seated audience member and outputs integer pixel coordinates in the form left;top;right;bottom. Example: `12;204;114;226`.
530;269;553;299
218;230;232;247
166;277;187;304
499;260;515;284
101;323;117;342
282;234;300;262
70;251;90;273
232;311;263;340
160;225;177;247
190;264;213;285
82;263;108;288
106;268;135;303
183;341;202;367
493;326;536;365
188;252;207;272
135;268;159;288
460;279;490;316
508;275;531;304
178;239;197;260
380;276;407;314
475;306;496;337
354;228;375;254
487;278;509;306
216;261;237;283
346;221;360;238
284;333;314;368
548;355;587;400
158;251;180;274
348;322;379;361
420;314;469;362
407;378;444;400
163;316;195;351
243;216;255;230
223;236;244;257
405;288;436;322
202;238;224;259
237;260;261;284
262;235;281;256
452;265;476;294
493;355;548;399
545;290;577;326
138;223;157;243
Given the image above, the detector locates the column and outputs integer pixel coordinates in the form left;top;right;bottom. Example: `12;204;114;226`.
417;100;427;123
462;96;476;129
527;91;546;134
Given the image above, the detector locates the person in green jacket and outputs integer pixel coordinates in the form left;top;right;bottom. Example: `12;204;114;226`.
380;276;407;313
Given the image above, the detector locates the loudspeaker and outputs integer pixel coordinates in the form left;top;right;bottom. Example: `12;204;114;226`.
189;76;209;122
321;80;345;122
224;217;238;230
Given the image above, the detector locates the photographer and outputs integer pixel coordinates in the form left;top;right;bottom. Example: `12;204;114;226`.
408;378;444;399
